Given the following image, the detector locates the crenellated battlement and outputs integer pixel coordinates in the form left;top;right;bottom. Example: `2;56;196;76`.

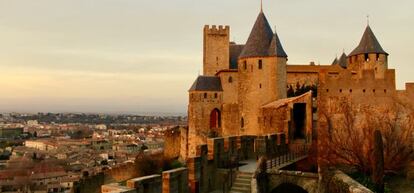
403;82;414;96
322;69;395;85
320;69;397;98
405;83;414;92
204;25;230;35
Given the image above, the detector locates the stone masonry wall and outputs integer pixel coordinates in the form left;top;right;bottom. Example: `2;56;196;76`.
221;103;239;136
218;71;238;104
188;91;222;157
318;69;397;113
164;127;181;160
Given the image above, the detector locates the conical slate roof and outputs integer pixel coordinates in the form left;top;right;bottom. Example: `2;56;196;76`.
239;12;274;59
229;44;245;69
331;57;338;65
268;32;288;58
337;52;348;69
349;25;388;57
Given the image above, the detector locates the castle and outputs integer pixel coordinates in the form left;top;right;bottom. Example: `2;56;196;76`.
95;6;414;193
182;8;414;159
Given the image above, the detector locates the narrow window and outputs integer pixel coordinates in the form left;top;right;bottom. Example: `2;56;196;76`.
259;84;262;88
243;61;247;70
373;89;376;93
350;89;353;93
214;93;218;98
376;54;380;61
216;57;219;65
228;76;233;83
326;89;329;92
365;53;369;62
241;118;244;128
339;89;342;93
363;89;366;93
204;93;207;98
258;60;263;69
384;89;387;93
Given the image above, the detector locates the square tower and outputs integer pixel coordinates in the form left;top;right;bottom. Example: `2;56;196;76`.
203;25;230;76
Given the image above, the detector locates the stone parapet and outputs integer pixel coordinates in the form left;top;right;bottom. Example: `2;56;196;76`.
162;168;188;193
326;170;373;193
126;175;162;193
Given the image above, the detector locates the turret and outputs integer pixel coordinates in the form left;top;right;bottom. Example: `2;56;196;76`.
348;25;388;78
237;11;288;135
332;52;348;69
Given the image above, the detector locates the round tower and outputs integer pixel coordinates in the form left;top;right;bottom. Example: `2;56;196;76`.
237;11;288;135
348;25;388;78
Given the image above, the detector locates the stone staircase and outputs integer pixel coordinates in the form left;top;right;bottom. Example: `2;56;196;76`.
230;172;253;193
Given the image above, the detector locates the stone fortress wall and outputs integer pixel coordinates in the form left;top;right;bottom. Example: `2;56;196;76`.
98;134;287;193
318;68;396;111
96;133;374;193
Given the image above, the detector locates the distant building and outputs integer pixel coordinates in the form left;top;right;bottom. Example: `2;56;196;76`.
0;127;23;139
25;140;57;151
26;120;39;127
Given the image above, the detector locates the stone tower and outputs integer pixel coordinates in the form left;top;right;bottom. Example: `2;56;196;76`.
237;11;288;135
348;25;389;78
203;25;230;76
187;76;223;157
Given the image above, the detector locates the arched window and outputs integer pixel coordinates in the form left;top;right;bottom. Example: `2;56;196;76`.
228;76;233;83
210;109;222;137
210;109;221;129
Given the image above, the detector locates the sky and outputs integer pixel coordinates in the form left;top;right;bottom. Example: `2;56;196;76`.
0;0;413;115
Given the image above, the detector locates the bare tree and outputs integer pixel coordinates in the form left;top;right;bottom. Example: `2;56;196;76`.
318;99;414;175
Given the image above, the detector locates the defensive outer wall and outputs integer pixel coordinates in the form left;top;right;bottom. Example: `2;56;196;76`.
93;133;374;193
